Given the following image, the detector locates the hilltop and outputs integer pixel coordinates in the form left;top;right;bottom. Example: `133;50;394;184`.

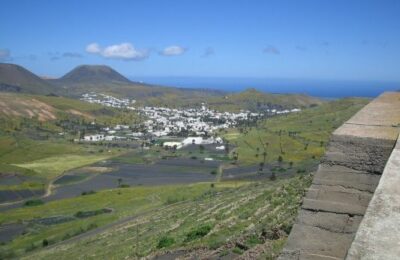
0;63;323;111
0;63;56;95
55;65;131;84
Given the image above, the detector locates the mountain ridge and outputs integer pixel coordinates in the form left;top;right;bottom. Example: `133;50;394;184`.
0;63;56;95
56;64;132;84
0;63;323;110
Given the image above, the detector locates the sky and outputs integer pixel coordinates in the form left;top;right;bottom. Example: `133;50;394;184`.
1;0;400;82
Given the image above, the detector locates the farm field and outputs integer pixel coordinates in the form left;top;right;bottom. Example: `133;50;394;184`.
224;98;369;165
0;97;369;259
14;175;311;260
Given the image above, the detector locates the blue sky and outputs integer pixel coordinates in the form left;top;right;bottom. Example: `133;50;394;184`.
1;0;400;82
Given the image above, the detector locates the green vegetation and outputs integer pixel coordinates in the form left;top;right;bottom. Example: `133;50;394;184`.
185;224;213;242
0;90;369;259
14;154;114;180
157;236;175;248
207;88;323;112
0;92;133;192
24;199;44;207
224;98;368;165
0;182;235;258
21;176;311;259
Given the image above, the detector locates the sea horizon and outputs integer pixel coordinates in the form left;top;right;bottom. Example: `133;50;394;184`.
132;76;400;99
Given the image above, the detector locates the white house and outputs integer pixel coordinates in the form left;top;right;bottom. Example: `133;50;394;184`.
215;137;223;144
84;134;104;141
216;145;225;150
182;137;204;146
163;142;183;149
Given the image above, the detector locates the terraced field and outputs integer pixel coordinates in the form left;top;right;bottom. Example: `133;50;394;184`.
224;98;369;165
0;97;370;259
21;175;311;259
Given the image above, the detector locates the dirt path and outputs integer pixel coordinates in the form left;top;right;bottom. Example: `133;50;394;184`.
0;172;60;209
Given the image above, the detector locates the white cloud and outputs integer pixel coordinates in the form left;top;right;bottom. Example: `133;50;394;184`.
159;45;187;56
85;42;148;60
102;43;148;60
86;43;101;54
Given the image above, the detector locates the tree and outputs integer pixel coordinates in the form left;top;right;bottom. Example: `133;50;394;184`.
278;155;283;163
259;162;264;173
233;152;239;164
270;170;276;181
199;145;205;153
225;140;230;154
79;129;86;140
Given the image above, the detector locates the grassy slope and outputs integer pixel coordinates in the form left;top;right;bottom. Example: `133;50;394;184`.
15;176;310;260
207;88;324;112
0;135;123;191
0;182;232;257
0;93;136;190
0;99;366;259
0;93;140;127
56;81;322;111
224;98;369;165
0;97;369;259
14;154;114;180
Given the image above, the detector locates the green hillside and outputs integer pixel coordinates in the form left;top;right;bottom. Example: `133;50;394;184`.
223;97;369;165
0;97;370;259
0;93;138;192
207;88;323;112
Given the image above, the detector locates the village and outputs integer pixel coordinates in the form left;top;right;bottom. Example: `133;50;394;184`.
79;92;302;150
80;92;136;110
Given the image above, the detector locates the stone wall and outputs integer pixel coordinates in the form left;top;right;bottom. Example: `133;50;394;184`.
279;92;400;260
346;137;400;259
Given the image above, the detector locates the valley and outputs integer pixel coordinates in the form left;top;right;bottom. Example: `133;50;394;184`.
0;64;368;258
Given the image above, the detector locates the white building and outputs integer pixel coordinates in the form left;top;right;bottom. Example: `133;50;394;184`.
216;145;225;150
83;134;105;141
163;142;183;149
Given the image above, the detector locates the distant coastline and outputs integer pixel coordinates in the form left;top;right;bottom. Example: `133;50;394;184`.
132;76;400;98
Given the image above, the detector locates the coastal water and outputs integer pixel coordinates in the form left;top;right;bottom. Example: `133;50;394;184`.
133;77;400;98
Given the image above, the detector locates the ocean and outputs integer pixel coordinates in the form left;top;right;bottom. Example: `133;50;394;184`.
132;77;400;98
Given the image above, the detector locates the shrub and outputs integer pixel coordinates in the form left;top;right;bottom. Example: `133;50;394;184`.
87;223;98;230
42;239;49;247
207;234;225;250
157;236;175;248
245;234;263;247
81;190;96;196
165;196;185;205
232;246;244;255
75;208;112;218
185;224;212;242
24;199;44;207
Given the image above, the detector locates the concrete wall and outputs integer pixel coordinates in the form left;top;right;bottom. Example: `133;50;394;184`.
279;92;400;260
346;137;400;259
